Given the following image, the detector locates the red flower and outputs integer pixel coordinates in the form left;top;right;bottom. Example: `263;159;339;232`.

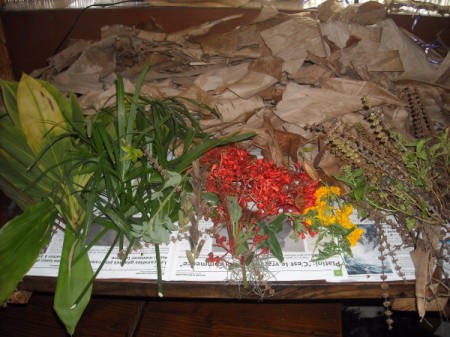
201;145;318;265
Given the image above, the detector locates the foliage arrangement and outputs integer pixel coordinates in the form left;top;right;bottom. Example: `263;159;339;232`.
198;145;364;290
302;185;365;261
311;97;449;327
0;68;252;334
2;66;445;334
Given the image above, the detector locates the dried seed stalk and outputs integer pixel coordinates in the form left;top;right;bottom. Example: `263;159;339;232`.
309;97;449;323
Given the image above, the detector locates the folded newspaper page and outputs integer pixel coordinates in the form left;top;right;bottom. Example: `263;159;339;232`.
28;214;425;283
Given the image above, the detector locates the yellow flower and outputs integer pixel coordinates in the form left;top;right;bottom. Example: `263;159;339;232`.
314;186;329;199
336;204;354;229
347;227;364;246
314;186;341;200
316;205;336;226
329;186;341;197
303;205;316;214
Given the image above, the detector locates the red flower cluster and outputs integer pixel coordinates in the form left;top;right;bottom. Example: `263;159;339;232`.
201;145;318;265
200;146;317;217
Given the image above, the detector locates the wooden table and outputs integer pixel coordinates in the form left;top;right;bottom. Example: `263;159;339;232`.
8;274;419;336
18;275;415;301
0;190;409;336
1;6;448;335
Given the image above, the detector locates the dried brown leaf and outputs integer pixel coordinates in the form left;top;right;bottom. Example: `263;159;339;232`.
290;63;334;85
260;17;326;74
228;71;278;99
340;1;387;25
215;90;264;122
249;56;283;80
194;62;249;93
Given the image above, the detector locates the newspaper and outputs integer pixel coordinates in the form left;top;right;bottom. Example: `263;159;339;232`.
27;227;173;279
27;215;421;283
331;215;416;283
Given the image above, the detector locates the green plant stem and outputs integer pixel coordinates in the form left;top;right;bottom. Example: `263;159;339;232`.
155;243;163;297
241;263;248;289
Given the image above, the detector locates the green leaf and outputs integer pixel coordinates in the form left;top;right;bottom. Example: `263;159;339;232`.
0;149;53;199
0;176;36;210
162;171;182;189
68;93;86;136
102;207;133;239
227;196;242;239
116;74;127;180
140;217;171;244
171;132;255;172
39;81;85;135
267;229;284;263
0;120;37;167
406;217;416;230
0;80;19;126
235;240;249;256
0;121;57;194
415;138;428;160
266;214;287;232
0;200;55;304
54;229;94;335
202;192;220;204
352;184;366;203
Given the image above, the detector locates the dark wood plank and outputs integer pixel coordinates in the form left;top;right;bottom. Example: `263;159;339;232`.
139;300;342;337
0;293;145;337
18;276;416;301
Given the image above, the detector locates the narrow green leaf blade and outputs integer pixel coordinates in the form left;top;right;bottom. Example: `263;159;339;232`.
0;80;19;126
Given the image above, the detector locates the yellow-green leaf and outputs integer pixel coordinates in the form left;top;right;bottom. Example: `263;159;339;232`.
17;74;70;180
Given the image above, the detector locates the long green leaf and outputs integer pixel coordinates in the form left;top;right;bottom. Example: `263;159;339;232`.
0;200;55;304
0;121;57;189
0;80;19;126
0;176;35;210
17;74;70;181
0;121;35;166
0;150;53;199
116;74;127;181
54;229;93;335
171;132;255;172
122;64;150;176
39;80;85;136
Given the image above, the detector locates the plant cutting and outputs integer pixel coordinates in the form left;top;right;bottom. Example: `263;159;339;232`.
311;98;450;327
0;73;96;333
301;185;365;261
199;145;364;290
0;66;254;335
